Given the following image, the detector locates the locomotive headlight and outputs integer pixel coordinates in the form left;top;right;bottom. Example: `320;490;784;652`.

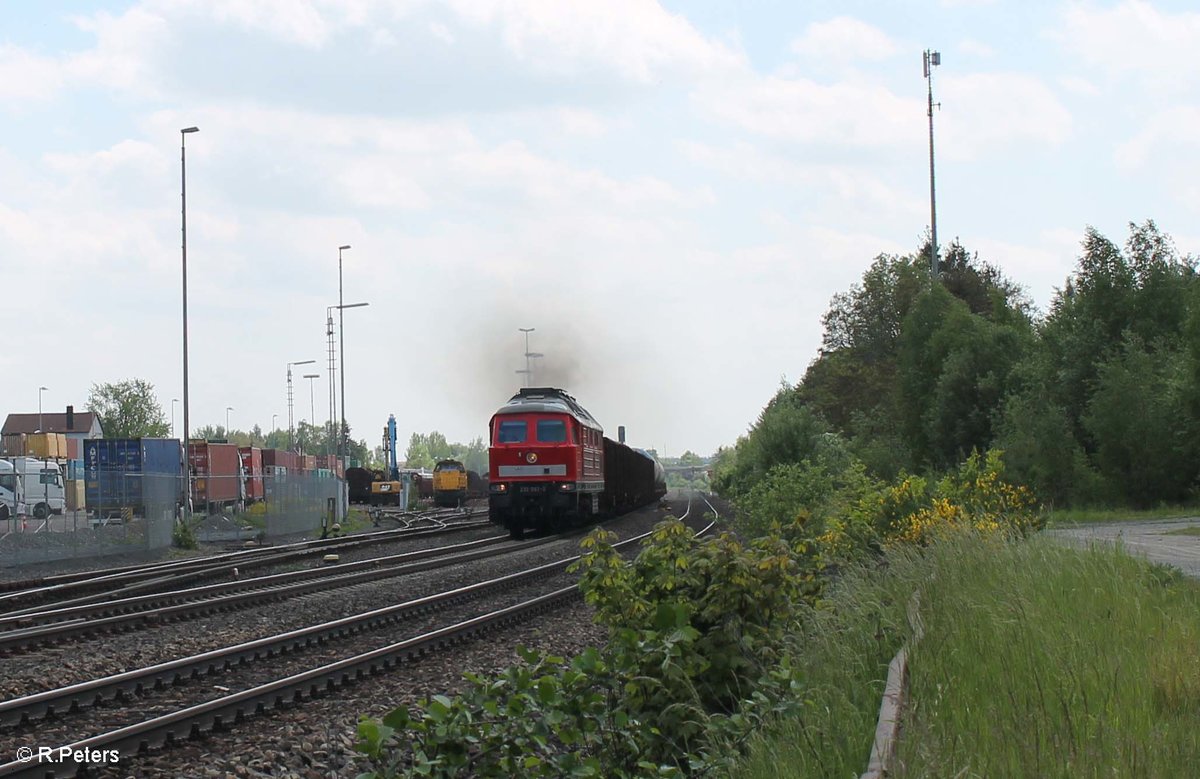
559;483;575;491
490;483;508;493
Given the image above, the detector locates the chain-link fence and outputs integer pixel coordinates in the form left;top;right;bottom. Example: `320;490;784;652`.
193;471;341;543
0;472;179;568
0;469;344;568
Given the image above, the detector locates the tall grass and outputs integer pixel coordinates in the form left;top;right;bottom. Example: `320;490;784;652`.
897;536;1200;778
731;552;927;779
733;534;1200;778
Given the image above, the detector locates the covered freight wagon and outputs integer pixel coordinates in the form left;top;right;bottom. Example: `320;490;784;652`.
83;438;183;519
189;441;243;514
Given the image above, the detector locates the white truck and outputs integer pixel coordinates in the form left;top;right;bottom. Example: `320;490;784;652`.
0;460;27;521
9;458;65;519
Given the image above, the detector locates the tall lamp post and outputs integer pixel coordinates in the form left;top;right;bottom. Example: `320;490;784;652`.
225;406;233;434
334;302;369;473
303;373;320;435
171;398;179;439
181;125;199;519
38;387;48;432
287;359;315;451
337;245;351;468
923;49;941;276
271;414;278;444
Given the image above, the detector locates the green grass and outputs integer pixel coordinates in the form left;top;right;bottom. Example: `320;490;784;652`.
1046;504;1200;526
1162;526;1200;537
732;534;1200;778
895;535;1200;778
730;554;923;779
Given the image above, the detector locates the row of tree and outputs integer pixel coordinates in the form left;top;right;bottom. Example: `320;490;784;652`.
85;380;373;465
716;221;1198;508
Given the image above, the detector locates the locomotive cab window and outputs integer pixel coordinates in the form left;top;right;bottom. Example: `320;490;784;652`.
537;419;567;443
497;420;528;443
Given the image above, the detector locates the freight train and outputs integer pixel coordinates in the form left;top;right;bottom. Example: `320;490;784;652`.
487;387;666;539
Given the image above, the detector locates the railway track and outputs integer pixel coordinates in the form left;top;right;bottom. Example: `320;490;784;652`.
0;494;717;778
0;509;490;612
0;530;551;653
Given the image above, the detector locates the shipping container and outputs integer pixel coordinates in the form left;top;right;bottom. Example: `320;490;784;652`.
83;439;183;518
300;454;317;472
2;432;68;459
189;441;243;513
261;448;299;473
238;447;264;503
67;436;81;460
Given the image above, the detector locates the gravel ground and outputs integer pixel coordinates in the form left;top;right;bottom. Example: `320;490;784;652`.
0;499;684;700
0;520;499;613
1;496;694;777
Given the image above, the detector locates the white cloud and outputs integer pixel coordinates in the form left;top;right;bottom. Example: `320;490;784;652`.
1057;1;1200;94
1058;74;1100;96
443;0;745;82
693;75;923;148
0;45;65;104
958;38;995;58
790;17;898;62
1114;105;1200;169
939;72;1072;159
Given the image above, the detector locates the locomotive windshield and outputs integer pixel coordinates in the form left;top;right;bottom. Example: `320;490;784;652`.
536;419;567;442
497;420;527;443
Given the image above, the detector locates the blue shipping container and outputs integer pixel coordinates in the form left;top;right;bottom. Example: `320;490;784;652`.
84;439;183;515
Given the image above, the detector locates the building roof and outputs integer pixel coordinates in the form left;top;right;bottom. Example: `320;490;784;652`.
2;412;102;436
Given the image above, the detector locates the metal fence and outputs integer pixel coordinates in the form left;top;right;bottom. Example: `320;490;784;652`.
193;471;341;543
0;470;344;568
0;472;179;568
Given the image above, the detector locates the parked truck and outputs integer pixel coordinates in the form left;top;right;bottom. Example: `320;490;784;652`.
83;438;183;519
0;460;26;521
12;458;65;518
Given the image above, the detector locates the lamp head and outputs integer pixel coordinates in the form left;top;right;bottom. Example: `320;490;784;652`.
181;127;199;134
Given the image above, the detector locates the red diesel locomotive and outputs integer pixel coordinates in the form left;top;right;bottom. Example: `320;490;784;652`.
488;387;666;539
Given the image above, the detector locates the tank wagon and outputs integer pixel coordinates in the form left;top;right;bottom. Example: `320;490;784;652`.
432;459;469;507
488;387;666;539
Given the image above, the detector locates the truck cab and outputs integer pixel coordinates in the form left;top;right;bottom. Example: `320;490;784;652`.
0;460;28;521
12;458;65;518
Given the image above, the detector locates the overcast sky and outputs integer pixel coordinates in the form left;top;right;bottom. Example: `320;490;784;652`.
2;0;1197;457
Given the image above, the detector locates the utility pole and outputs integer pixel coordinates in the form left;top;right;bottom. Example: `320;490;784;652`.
923;49;941;277
516;327;543;387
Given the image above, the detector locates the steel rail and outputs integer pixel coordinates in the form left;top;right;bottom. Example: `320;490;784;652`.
0;494;715;778
0;513;490;611
0;532;553;654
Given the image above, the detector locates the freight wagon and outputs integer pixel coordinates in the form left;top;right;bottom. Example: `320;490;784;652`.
189;441;243;514
83;438;183;519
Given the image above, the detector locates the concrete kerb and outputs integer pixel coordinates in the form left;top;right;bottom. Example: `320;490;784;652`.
861;589;925;779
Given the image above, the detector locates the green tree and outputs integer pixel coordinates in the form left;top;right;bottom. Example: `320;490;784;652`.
87;379;170;438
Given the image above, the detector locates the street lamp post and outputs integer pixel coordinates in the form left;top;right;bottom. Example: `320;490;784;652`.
171;398;179;439
303;374;320;435
923;49;941;276
287;360;315;451
181;125;199;520
338;245;351;468
38;387;48;432
333;300;368;522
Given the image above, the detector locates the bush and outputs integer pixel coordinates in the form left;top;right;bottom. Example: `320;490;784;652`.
354;519;814;777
